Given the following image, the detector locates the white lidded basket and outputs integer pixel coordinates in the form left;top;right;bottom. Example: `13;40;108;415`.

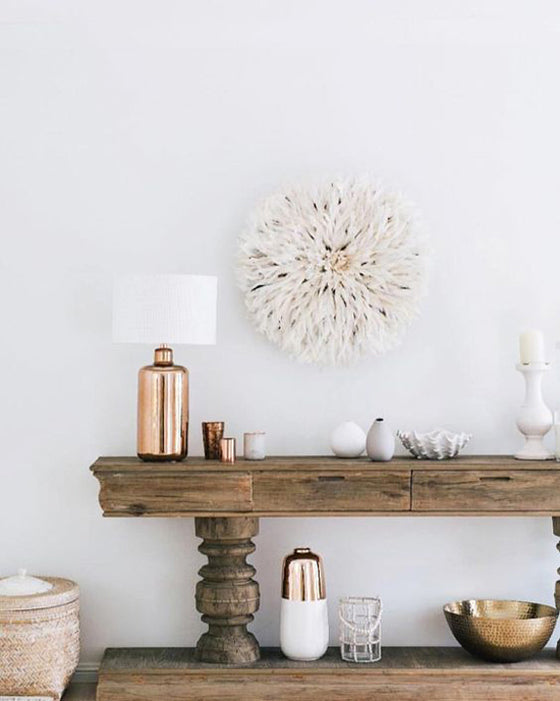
0;570;80;700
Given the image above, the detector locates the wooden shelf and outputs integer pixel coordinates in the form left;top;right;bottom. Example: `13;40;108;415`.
90;455;560;517
96;646;560;700
92;454;560;472
89;457;560;675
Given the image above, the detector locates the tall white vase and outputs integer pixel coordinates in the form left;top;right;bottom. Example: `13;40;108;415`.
515;362;553;460
366;418;395;461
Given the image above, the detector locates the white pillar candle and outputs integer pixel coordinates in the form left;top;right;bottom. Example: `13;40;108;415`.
519;330;545;364
244;432;266;460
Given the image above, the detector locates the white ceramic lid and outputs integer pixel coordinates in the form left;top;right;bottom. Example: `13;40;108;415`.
0;569;54;596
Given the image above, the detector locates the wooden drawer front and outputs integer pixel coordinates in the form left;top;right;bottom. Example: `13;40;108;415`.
413;470;560;512
99;472;252;515
253;471;410;512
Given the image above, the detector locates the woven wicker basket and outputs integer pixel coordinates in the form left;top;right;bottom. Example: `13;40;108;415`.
0;576;80;700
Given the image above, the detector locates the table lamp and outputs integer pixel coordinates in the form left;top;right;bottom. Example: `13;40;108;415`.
113;274;217;461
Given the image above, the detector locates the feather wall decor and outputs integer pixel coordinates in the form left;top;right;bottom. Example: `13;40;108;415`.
237;179;429;365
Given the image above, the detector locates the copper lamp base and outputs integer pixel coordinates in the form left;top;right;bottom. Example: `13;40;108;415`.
137;346;189;461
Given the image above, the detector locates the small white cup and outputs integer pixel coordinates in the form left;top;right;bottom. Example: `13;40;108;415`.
244;432;266;460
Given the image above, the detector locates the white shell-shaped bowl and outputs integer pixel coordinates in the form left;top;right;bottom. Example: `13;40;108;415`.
397;429;472;460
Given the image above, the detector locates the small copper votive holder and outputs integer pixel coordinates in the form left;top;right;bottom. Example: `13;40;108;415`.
202;422;224;460
220;437;236;464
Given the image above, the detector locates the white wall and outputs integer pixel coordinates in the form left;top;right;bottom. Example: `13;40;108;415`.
2;0;560;663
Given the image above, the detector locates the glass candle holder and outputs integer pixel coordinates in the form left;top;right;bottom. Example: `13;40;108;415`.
244;432;266;460
339;596;382;663
202;421;224;460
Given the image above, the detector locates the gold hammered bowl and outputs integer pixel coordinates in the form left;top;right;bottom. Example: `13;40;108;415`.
443;599;558;662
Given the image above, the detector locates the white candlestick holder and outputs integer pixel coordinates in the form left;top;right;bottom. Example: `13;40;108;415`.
515;362;553;460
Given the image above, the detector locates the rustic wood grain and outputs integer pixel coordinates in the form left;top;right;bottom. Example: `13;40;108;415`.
194;517;260;664
96;509;560;518
91;457;560;517
253;470;411;511
97;472;252;515
92;455;560;473
96;647;560;701
413;470;560;512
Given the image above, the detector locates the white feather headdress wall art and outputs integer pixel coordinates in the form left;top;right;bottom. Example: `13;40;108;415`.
237;179;429;366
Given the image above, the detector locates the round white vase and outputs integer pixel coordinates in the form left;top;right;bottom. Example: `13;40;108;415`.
330;422;366;458
280;599;329;661
366;418;395;461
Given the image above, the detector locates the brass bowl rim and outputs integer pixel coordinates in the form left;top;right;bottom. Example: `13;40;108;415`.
443;599;558;621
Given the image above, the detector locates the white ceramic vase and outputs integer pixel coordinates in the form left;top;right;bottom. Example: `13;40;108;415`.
366;418;395;461
330;422;366;458
280;599;329;661
515;362;553;459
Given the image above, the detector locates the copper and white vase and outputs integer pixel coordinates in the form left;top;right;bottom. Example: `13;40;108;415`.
280;548;329;661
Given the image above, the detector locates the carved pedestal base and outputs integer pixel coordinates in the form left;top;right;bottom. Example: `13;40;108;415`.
195;516;260;664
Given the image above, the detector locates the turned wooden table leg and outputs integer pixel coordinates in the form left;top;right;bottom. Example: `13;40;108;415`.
553;517;560;658
194;516;260;664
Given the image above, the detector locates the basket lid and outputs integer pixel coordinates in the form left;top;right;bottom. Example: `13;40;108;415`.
0;571;79;611
0;569;53;596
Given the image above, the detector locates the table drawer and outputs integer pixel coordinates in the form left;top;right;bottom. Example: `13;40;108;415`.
98;472;252;515
253;471;411;512
412;470;560;512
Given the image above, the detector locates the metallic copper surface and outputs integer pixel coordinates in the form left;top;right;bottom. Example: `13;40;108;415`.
220;437;236;464
282;547;326;601
137;346;189;461
202;422;224;460
443;599;558;662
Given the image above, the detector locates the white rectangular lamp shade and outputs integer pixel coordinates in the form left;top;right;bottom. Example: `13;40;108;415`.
113;274;217;345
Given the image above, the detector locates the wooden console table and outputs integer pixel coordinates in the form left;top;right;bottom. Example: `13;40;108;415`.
91;455;560;700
